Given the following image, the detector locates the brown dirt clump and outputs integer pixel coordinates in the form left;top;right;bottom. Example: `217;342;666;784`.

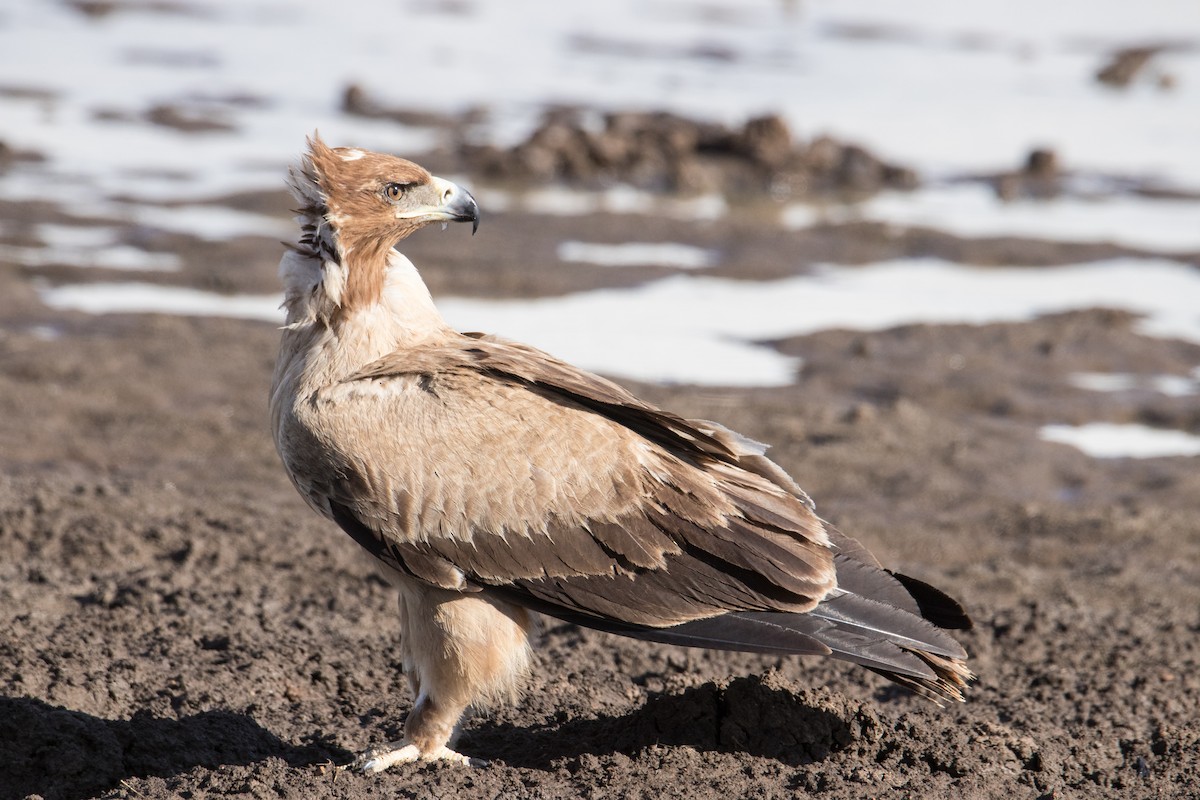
460;109;918;199
1094;45;1177;90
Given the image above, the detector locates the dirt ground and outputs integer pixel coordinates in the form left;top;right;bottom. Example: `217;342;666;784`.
1;164;1199;800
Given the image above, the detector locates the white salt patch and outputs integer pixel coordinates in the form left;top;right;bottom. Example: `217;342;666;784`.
34;256;1200;387
558;241;716;269
6;224;179;270
440;289;799;386
780;204;858;229
36;224;121;249
521;187;603;217
34;279;798;385
780;205;820;229
494;186;728;222
664;194;728;222
95;202;295;241
1040;423;1200;458
519;186;653;217
39;283;280;320
855;184;1200;252
441;257;1200;385
1070;372;1198;397
470;188;515;213
1;244;181;272
444;289;806;386
598;186;658;216
2;209;284;270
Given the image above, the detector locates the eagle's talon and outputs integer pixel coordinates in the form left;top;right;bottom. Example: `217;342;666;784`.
339;742;480;773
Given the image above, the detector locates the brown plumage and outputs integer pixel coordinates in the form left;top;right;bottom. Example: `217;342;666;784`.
270;136;973;772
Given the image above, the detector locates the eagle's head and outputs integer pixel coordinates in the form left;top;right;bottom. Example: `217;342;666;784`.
286;134;479;313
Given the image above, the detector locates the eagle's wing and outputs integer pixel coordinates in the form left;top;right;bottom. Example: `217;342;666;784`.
290;332;969;698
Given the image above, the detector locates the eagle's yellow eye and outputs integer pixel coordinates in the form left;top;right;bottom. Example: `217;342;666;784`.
384;183;407;202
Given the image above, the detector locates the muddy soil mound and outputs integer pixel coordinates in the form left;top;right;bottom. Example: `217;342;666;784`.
460;109;918;198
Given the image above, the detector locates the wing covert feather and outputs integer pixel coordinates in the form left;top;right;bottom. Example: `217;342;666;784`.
315;333;836;629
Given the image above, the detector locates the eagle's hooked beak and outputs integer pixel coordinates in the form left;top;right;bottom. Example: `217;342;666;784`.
429;176;480;235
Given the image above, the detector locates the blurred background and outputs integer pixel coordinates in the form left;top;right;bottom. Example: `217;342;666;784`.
3;0;1200;455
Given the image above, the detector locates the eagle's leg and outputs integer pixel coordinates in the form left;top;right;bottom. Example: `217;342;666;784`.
347;583;533;773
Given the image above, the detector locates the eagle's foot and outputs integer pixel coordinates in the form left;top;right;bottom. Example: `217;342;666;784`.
341;741;487;773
